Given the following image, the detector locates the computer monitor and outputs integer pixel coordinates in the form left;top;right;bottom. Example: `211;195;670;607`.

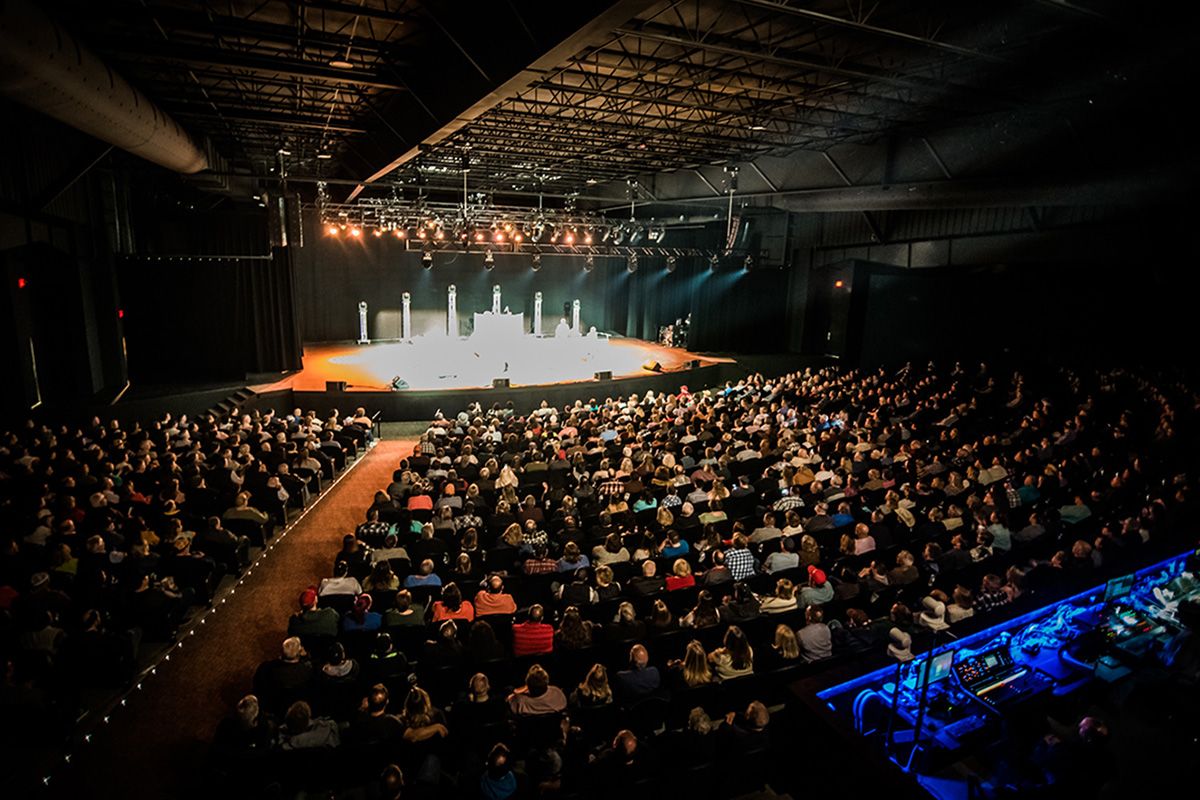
927;650;955;684
1105;573;1136;603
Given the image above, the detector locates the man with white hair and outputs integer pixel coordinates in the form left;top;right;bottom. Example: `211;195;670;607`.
252;636;314;715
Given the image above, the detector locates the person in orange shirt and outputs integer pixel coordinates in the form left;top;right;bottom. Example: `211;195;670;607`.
430;583;475;623
474;574;517;616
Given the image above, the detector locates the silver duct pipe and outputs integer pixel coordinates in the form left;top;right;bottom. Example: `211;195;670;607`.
0;0;208;174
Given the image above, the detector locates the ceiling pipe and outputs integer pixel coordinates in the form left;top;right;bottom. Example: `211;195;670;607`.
0;0;208;174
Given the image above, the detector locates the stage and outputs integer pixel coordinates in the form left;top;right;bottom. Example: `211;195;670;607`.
255;336;733;393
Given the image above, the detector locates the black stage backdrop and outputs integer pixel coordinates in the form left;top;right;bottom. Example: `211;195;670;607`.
119;247;303;382
294;234;787;353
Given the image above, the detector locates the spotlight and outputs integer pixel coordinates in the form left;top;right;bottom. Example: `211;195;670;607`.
628;226;645;245
417;229;427;240
584;231;593;245
372;228;383;237
743;255;754;270
627;253;638;274
422;250;433;269
531;253;542;271
326;224;339;236
514;231;524;243
434;230;445;240
349;226;362;238
564;230;576;246
483;249;495;269
583;254;594;272
393;228;405;239
666;255;677;272
708;254;719;270
834;279;844;288
475;231;486;243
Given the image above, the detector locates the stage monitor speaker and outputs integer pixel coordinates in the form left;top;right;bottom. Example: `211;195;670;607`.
326;380;347;392
594;371;612;381
684;359;701;369
492;378;511;389
642;360;662;373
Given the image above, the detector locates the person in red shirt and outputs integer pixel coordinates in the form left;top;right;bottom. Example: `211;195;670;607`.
512;604;554;657
431;583;475;623
474;574;517;616
666;559;696;591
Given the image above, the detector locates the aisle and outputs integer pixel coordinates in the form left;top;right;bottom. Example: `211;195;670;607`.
49;440;413;799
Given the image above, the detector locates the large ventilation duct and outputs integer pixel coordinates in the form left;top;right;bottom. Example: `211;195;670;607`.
0;0;208;174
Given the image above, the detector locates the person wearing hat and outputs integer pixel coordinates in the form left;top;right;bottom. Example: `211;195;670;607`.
288;586;339;640
798;565;834;609
343;593;383;633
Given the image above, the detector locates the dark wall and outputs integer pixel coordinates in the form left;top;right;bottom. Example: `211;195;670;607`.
804;259;1192;368
118;248;303;382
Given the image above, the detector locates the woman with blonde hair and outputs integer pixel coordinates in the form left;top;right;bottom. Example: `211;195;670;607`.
669;640;714;688
772;624;801;662
655;504;675;529
759;578;797;614
501;522;523;548
571;663;613;707
798;534;821;568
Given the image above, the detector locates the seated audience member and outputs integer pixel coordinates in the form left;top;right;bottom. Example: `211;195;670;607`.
343;594;383;633
512;604;554;657
289;586;339;640
666;559;696;591
720;583;761;623
947;586;975;623
253;637;314;715
763;537;800;574
507;664;567;716
279;700;340;750
212;695;276;760
590;729;654;787
759;624;801;670
708;625;754;679
798;565;833;608
614;644;662;702
351;683;402;743
480;743;518;800
430;583;475;623
628;559;667;597
384;590;426;627
403;559;443;589
681;590;722;629
720;701;771;755
759;578;798;614
474;574;517;616
571;663;615;708
797;606;833;662
606;601;648;642
319;561;362;599
668;640;716;688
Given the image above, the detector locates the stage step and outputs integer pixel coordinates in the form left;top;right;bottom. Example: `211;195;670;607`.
205;387;258;419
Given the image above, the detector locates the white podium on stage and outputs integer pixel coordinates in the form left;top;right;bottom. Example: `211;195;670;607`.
472;311;525;340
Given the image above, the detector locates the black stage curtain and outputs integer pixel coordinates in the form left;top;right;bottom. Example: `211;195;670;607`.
119;247;303;382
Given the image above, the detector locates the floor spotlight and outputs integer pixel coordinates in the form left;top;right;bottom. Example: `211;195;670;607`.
422;250;433;269
627;253;638;274
708;254;719;271
531;253;542;272
583;254;594;272
666;255;677;273
484;249;495;270
743;254;754;270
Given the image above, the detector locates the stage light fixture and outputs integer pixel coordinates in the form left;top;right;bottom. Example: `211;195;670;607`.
329;58;353;69
514;231;524;243
422;250;433;269
483;249;495;269
317;152;333;159
475;231;486;243
494;231;505;243
434;230;445;240
372;228;383;237
417;230;427;240
709;254;719;270
666;255;677;272
584;231;593;245
834;279;844;288
531;253;542;271
349;226;362;238
393;229;405;239
583;254;594;272
564;230;576;246
628;226;645;245
743;255;754;270
326;224;339;236
627;254;638;274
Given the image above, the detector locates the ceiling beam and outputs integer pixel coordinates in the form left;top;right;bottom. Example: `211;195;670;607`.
102;42;407;91
350;0;658;198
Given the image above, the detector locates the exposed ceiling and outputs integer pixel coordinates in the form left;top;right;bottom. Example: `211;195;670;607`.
42;0;1195;216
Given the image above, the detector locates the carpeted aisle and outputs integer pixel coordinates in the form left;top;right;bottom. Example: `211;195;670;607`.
49;440;412;800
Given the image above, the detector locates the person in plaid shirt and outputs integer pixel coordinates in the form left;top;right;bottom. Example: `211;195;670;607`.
974;574;1011;614
725;534;757;581
523;544;558;575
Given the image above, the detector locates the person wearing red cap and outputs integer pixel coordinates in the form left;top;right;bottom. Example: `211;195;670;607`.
288;586;339;640
798;564;833;609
